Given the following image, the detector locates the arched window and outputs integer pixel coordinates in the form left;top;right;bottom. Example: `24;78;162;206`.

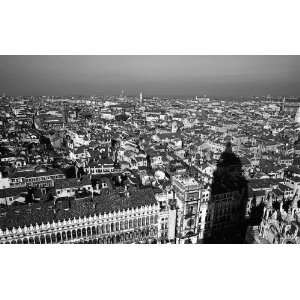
142;217;145;226
116;222;119;231
155;215;158;223
116;235;120;243
77;229;82;238
120;221;124;230
82;228;87;237
29;237;34;244
72;230;77;239
150;216;154;224
46;234;52;243
125;220;128;229
133;219;137;228
187;219;194;228
66;231;71;240
111;223;114;232
62;232;67;241
189;206;194;214
106;224;110;233
146;216;149;225
101;224;105;234
87;227;91;236
138;218;141;226
57;233;62;243
17;239;23;244
23;238;29;244
51;233;57;243
40;235;46;244
92;226;96;236
129;220;133;229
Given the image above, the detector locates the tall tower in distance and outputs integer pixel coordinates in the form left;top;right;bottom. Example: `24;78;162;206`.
139;92;143;103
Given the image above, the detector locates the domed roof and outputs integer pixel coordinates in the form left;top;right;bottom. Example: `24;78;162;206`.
35;166;48;173
154;169;165;180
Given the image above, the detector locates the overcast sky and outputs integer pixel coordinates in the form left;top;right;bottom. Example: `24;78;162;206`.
0;56;299;97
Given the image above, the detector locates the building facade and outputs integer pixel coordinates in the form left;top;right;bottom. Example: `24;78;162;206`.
0;203;160;244
172;175;204;243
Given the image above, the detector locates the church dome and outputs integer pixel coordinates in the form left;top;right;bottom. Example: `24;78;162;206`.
154;169;165;180
35;166;48;173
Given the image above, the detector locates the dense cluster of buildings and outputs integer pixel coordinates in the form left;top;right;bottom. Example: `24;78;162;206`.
1;93;300;243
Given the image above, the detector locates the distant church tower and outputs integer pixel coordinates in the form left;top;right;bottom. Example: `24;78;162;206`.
32;110;40;130
281;96;286;112
139;92;143;103
63;104;69;125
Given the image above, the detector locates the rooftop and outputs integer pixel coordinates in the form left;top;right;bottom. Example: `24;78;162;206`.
172;175;200;189
0;187;157;230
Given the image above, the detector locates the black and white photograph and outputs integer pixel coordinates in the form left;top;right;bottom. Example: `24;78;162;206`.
1;55;300;244
1;1;299;300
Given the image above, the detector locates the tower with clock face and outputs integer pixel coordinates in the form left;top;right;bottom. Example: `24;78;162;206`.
172;175;203;244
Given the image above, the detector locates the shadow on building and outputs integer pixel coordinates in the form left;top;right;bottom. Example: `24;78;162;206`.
203;142;249;243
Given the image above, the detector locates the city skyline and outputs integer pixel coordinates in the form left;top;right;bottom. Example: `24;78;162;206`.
0;55;300;97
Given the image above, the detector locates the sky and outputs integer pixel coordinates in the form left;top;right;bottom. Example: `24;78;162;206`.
0;56;299;97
